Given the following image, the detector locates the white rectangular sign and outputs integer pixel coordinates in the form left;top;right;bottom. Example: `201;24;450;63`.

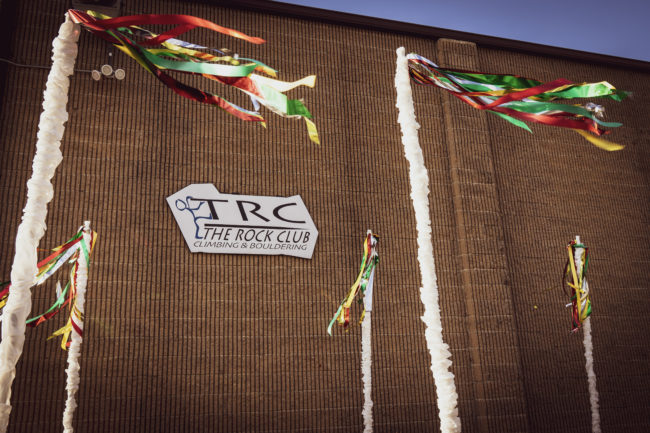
167;184;318;259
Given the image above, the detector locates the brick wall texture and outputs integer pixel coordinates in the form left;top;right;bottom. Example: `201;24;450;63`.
0;1;648;432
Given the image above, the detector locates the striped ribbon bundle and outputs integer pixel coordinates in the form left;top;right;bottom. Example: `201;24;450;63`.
562;240;592;332
68;10;319;144
328;232;379;335
0;228;97;349
408;53;627;151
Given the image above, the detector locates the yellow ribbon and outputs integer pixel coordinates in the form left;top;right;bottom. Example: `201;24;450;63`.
304;118;320;145
574;130;624;151
567;245;591;323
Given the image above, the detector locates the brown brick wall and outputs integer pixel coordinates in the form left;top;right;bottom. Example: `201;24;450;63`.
0;1;647;432
478;46;650;433
434;38;528;433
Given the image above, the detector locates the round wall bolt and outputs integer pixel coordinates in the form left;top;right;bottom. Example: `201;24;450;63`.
101;64;113;76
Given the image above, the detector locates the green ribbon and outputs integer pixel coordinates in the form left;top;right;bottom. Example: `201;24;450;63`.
256;83;314;118
443;70;542;90
503;101;623;128
26;281;70;325
440;70;626;101
533;82;627;102
491;111;533;133
80;236;91;265
140;47;258;77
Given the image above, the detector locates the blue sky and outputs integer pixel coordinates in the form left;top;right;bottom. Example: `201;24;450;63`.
280;0;650;62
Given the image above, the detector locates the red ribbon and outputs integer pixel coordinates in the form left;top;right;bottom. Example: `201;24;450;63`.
68;10;265;45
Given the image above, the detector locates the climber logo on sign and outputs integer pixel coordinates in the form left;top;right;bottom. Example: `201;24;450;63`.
167;184;318;259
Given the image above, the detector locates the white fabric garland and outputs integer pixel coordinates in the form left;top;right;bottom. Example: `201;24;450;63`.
361;311;373;433
0;14;80;432
582;318;600;433
574;237;601;433
62;222;91;433
394;47;461;433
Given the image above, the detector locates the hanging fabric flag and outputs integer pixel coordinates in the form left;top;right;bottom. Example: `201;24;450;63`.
407;53;627;151
327;231;379;335
0;226;97;349
67;9;319;144
562;239;592;332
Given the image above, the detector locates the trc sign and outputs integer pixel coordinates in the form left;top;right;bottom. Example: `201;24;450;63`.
167;184;318;259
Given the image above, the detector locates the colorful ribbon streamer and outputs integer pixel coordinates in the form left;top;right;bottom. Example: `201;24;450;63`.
68;9;319;144
562;240;592;332
407;53;627;151
0;228;97;349
327;232;379;335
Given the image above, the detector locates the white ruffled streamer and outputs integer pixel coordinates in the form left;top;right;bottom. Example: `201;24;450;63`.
582;318;600;433
394;47;461;433
62;222;91;433
361;311;373;433
0;14;79;432
574;238;600;433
